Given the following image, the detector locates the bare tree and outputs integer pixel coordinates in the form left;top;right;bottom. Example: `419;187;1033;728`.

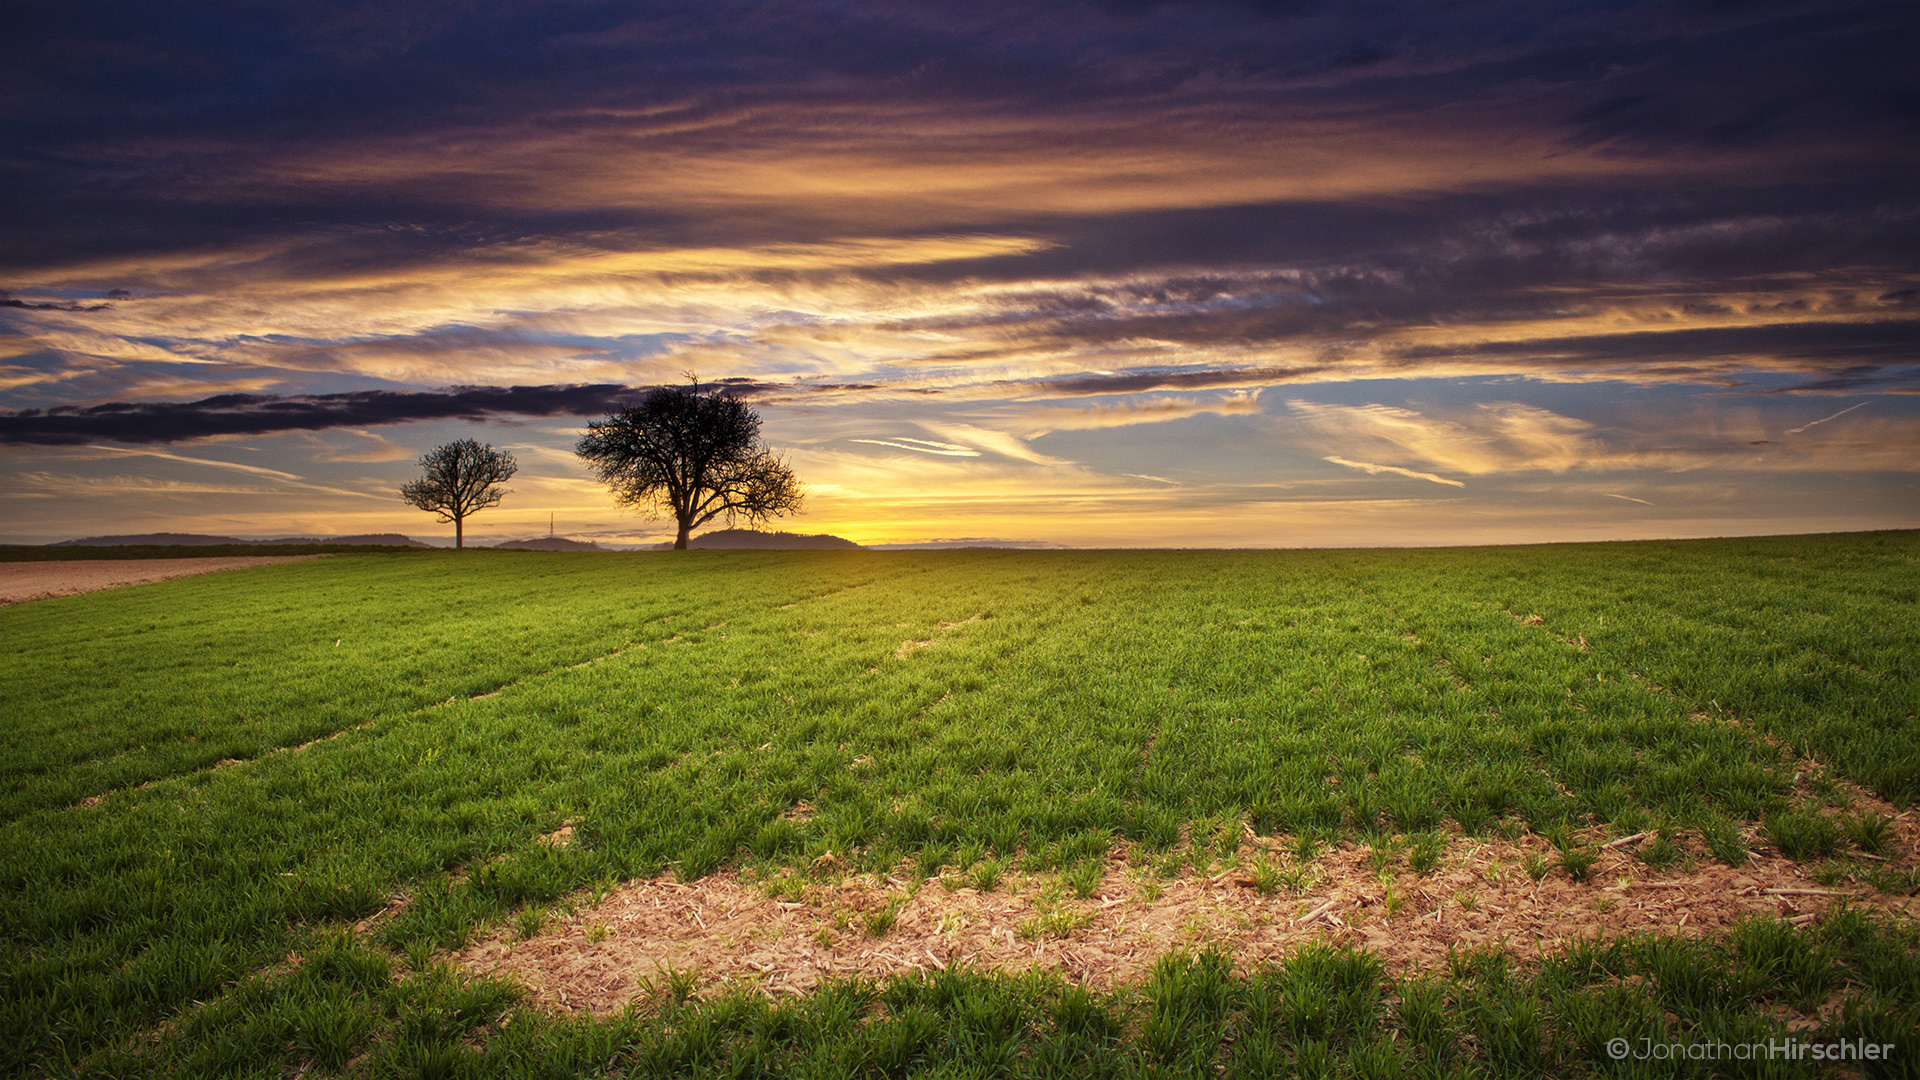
399;439;517;548
576;380;803;549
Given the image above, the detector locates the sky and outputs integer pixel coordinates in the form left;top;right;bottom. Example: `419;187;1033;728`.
2;1;1916;548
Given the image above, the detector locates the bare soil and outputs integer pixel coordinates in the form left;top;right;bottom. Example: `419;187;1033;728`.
0;556;320;605
456;816;1918;1015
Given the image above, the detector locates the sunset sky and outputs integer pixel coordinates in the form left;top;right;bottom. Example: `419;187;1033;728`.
2;1;1915;547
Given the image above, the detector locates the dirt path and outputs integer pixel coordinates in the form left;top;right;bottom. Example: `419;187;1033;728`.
0;556;320;605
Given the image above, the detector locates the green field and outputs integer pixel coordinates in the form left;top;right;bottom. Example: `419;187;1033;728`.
3;533;1918;1077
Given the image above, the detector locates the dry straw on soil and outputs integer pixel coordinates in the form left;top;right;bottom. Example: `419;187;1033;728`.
457;816;1919;1016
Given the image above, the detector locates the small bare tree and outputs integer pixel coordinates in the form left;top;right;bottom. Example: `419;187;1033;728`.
399;439;517;548
576;380;803;549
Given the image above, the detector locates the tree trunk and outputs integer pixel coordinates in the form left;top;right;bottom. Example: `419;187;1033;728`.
455;515;464;549
674;517;691;550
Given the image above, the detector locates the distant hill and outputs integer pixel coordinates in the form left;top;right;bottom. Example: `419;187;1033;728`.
262;534;428;547
493;537;606;551
655;528;861;550
54;532;428;548
864;538;1072;550
53;532;246;546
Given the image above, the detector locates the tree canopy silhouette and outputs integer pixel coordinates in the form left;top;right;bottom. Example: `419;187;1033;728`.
399;439;517;549
576;381;803;549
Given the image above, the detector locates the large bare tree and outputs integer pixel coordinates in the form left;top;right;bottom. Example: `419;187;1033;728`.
399;439;517;548
576;381;803;549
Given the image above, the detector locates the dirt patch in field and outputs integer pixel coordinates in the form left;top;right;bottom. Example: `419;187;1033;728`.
892;612;986;659
455;823;1919;1015
0;556;319;605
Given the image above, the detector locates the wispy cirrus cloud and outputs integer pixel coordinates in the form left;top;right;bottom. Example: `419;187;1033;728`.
848;437;979;457
994;391;1265;436
4;471;279;498
1288;399;1607;477
81;445;307;481
78;445;393;502
1323;456;1466;488
913;422;1073;467
1785;401;1869;434
1288;396;1920;479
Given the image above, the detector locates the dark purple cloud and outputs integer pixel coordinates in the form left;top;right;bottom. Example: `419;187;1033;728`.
1386;320;1920;379
1010;365;1333;397
0;291;113;312
0;384;659;446
3;1;1914;271
2;3;1916;416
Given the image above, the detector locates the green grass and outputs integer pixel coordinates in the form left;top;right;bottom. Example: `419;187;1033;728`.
1;532;1916;1076
78;912;1920;1079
